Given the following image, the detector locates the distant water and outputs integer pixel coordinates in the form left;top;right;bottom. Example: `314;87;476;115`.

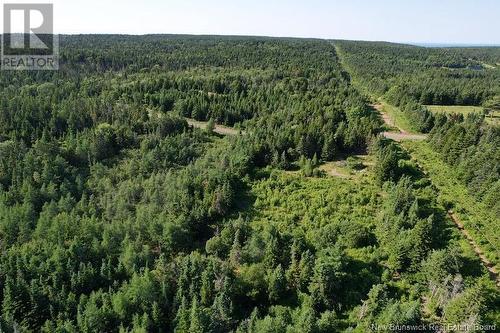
411;42;500;48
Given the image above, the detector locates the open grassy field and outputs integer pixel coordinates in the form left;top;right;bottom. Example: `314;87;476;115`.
426;105;500;125
426;105;485;115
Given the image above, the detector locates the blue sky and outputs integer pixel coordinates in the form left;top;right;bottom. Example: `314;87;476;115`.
5;0;500;44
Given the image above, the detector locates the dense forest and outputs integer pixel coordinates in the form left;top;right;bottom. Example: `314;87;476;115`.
335;41;500;106
0;36;498;332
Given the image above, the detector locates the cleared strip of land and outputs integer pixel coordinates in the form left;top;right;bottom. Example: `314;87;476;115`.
372;99;498;282
337;42;499;285
376;101;499;283
403;140;500;272
448;211;500;286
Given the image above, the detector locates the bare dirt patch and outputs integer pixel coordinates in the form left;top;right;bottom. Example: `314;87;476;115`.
186;118;241;136
382;131;427;142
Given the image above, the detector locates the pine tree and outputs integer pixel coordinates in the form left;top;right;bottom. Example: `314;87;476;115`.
206;118;215;134
312;153;319;168
189;298;206;333
229;230;242;267
303;159;313;177
174;297;190;333
236;308;259;333
293;296;318;333
298;250;314;291
210;277;233;331
286;242;301;290
279;151;290;170
200;264;215;307
267;264;286;303
322;134;337;161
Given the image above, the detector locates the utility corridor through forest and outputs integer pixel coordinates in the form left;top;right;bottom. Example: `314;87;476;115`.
371;97;499;287
448;211;500;287
335;44;500;287
373;98;500;286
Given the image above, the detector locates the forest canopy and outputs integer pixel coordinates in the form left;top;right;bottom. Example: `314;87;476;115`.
0;35;498;332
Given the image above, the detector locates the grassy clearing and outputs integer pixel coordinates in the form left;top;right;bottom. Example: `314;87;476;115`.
317;162;351;179
244;170;385;330
318;155;374;180
249;171;380;232
402;140;500;270
246;169;383;290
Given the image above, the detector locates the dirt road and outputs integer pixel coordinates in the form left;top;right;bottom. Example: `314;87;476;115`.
382;132;427;142
371;103;428;142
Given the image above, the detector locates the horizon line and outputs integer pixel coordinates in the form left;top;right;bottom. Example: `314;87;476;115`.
2;32;499;47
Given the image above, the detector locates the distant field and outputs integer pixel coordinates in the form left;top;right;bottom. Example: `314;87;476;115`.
426;105;485;115
480;62;497;69
426;105;499;125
